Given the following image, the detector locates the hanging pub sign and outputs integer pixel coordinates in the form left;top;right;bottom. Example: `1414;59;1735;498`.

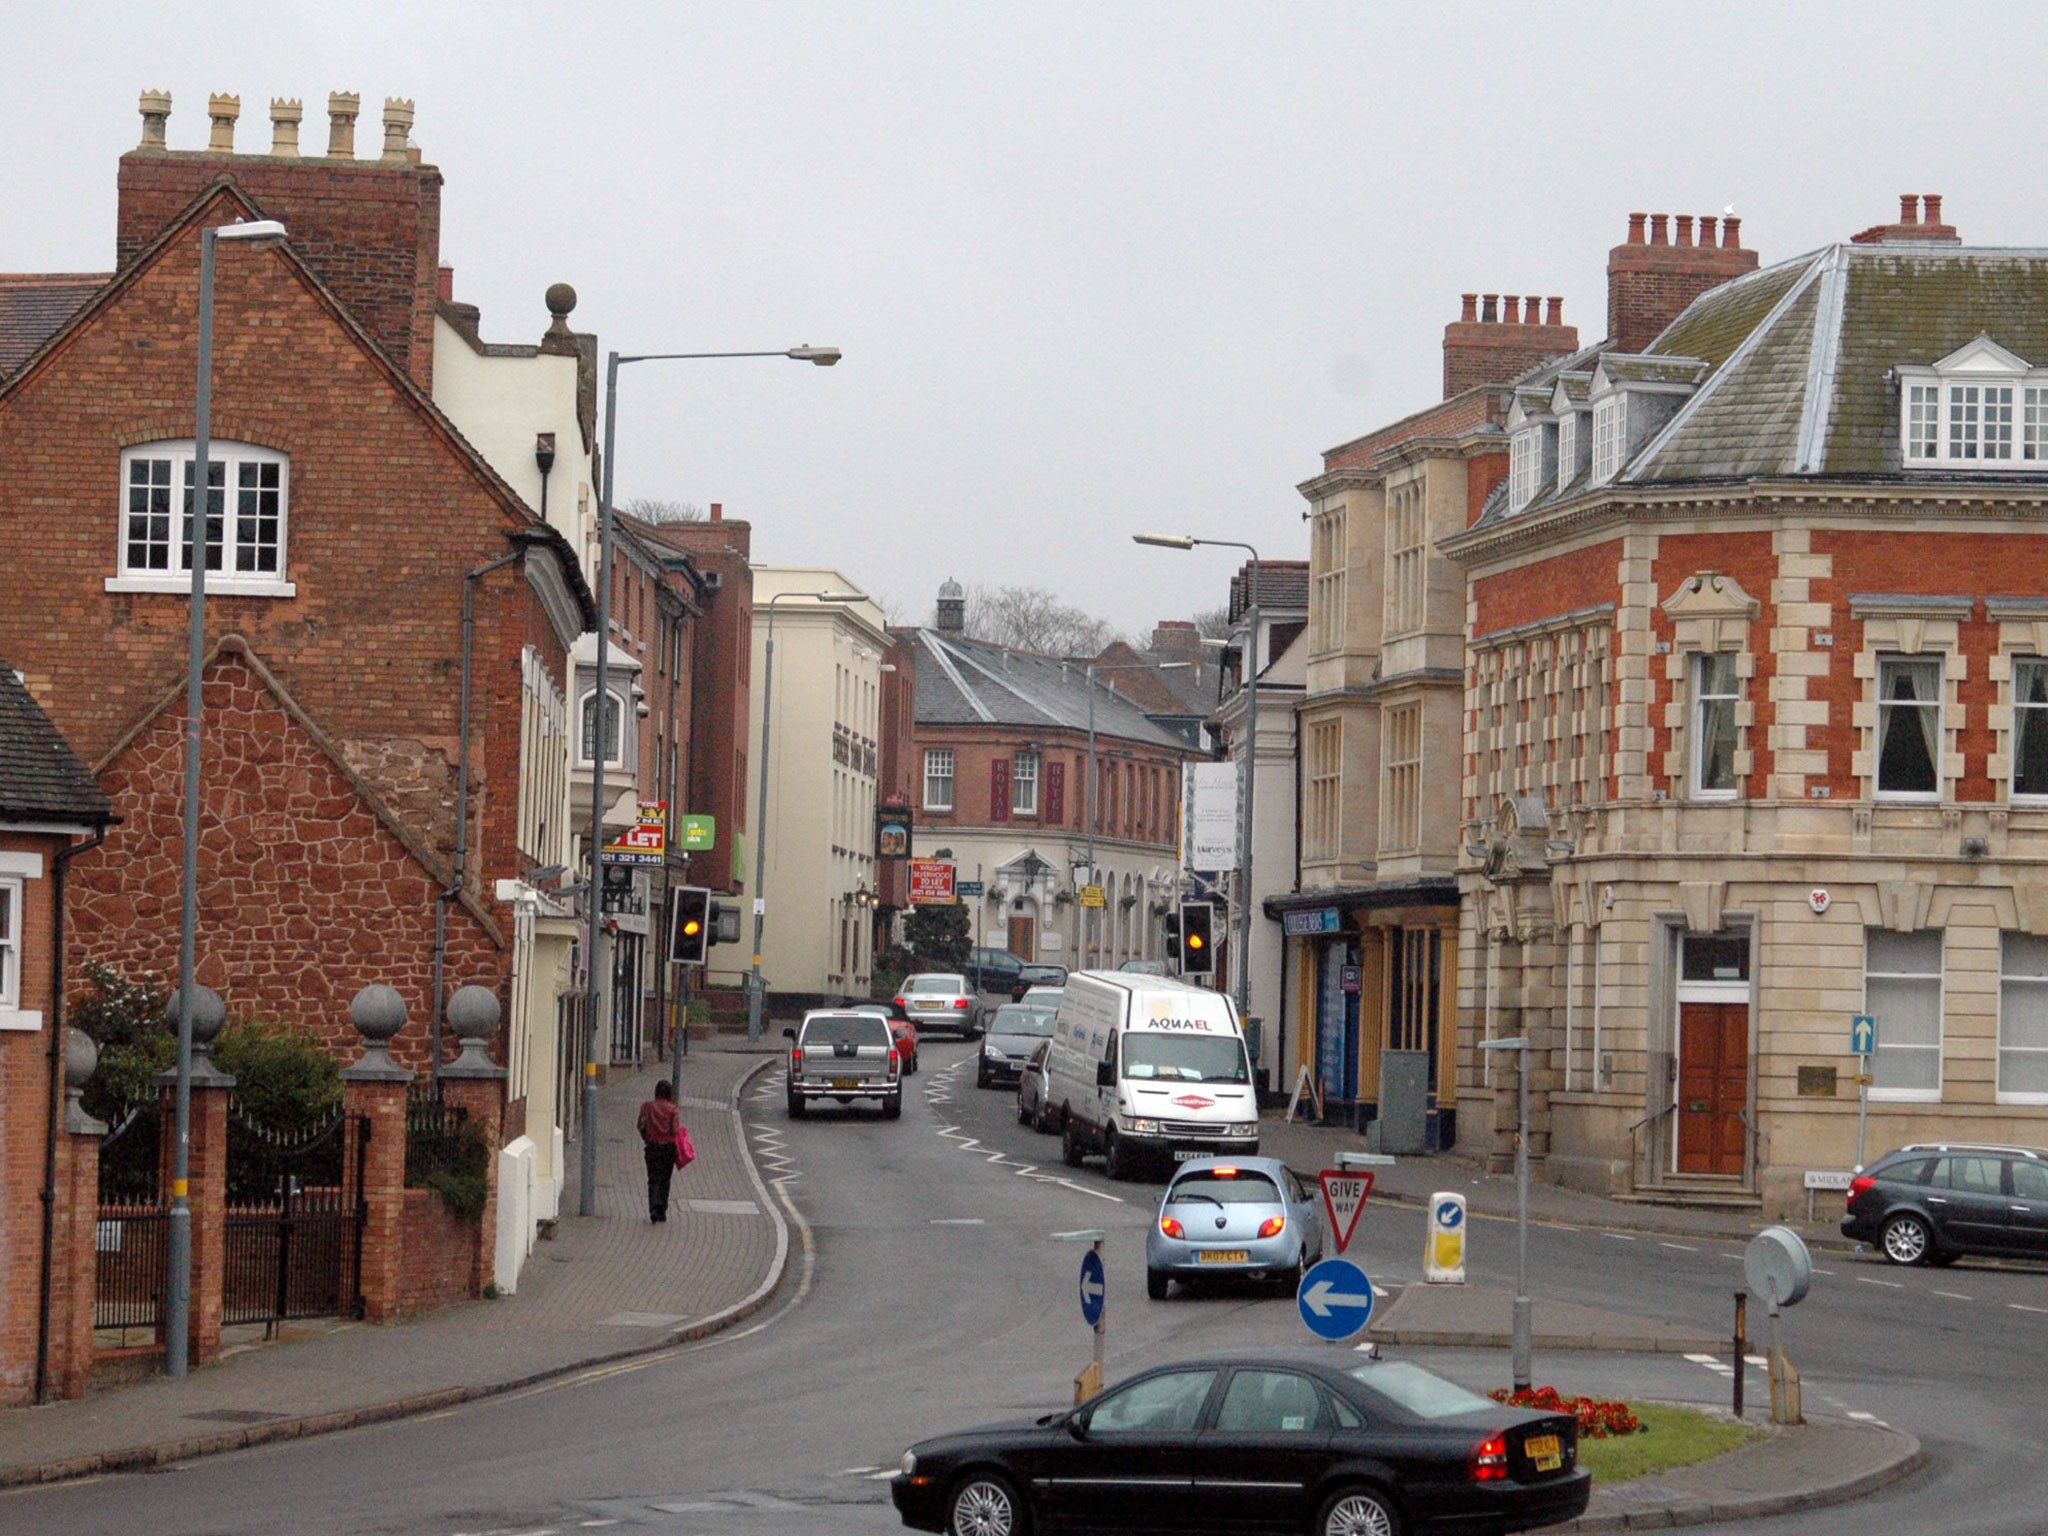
876;804;912;860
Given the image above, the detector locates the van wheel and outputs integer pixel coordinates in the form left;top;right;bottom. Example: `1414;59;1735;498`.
1104;1128;1133;1181
1062;1117;1086;1168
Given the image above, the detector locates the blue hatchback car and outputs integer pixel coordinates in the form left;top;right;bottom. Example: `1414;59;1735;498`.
1146;1156;1324;1299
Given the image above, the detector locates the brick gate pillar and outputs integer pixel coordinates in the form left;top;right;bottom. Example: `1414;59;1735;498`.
339;984;415;1323
46;1029;108;1400
159;991;236;1365
438;984;508;1296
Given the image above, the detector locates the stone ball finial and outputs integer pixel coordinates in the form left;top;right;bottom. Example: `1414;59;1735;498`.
167;983;227;1045
65;1028;100;1094
442;984;508;1080
350;983;408;1043
545;282;577;319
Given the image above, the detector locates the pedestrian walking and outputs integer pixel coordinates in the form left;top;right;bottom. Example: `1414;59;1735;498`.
637;1079;682;1222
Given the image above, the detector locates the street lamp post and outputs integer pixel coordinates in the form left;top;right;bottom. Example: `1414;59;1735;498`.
168;217;286;1379
579;344;841;1218
1481;1034;1534;1391
1133;535;1260;1022
746;588;867;1041
1080;660;1187;969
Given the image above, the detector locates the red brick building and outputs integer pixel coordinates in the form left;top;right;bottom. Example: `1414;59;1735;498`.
0;94;592;1091
1446;199;2048;1214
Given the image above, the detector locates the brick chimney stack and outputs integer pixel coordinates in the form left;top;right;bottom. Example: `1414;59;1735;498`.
1442;291;1579;399
1851;192;1961;246
1606;209;1759;354
116;86;444;391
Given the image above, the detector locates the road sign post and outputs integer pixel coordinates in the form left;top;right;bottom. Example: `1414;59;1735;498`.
1318;1170;1374;1254
1850;1013;1877;1171
1297;1255;1376;1341
1056;1230;1108;1403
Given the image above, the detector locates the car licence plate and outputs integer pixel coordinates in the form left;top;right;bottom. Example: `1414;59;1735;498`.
1525;1433;1563;1472
1198;1250;1249;1264
1173;1149;1209;1161
832;1078;860;1089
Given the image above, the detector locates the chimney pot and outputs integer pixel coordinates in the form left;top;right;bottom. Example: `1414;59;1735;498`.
1700;215;1718;245
710;502;724;523
1501;295;1520;324
1481;294;1499;323
1676;215;1694;247
1649;213;1670;245
1627;212;1647;244
1524;295;1541;323
1461;293;1478;322
137;88;172;152
269;97;302;157
381;97;415;162
1546;296;1563;326
1723;216;1742;248
206;93;240;154
327;91;361;158
1924;193;1944;226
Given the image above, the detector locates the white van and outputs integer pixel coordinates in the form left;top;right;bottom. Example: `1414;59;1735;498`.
1045;970;1259;1179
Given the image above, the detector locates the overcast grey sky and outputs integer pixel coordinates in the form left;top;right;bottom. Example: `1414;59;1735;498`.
12;3;2048;636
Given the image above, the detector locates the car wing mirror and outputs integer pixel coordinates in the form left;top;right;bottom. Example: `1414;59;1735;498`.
782;1027;796;1041
1065;1413;1091;1441
1096;1060;1115;1088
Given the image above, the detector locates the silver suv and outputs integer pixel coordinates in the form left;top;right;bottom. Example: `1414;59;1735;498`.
785;1010;902;1119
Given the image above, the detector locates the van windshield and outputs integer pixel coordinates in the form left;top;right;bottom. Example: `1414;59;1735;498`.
1122;1033;1248;1084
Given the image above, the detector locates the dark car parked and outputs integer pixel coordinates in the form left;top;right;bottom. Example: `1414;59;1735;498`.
892;1352;1589;1536
1842;1142;2048;1265
1011;963;1068;1001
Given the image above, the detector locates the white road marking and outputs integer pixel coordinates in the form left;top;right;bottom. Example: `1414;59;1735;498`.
1858;1277;1904;1289
866;1469;899;1480
2008;1302;2048;1314
1933;1290;1973;1301
1811;1267;1835;1276
1683;1353;1721;1364
1371;1284;1390;1298
1720;1252;1745;1261
1744;1355;1768;1367
1660;1242;1698;1252
1602;1233;1636;1242
837;1467;880;1476
930;1218;986;1225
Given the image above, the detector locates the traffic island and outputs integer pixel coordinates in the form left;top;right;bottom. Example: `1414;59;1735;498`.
1368;1284;1724;1353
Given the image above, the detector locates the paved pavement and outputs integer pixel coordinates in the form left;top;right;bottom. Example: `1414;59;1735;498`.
0;1042;788;1489
0;1034;1925;1531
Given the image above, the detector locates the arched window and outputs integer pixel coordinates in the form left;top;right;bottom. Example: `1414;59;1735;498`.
580;687;624;766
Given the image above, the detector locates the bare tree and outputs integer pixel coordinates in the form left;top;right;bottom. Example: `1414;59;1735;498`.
958;584;1121;656
1191;606;1234;640
620;496;706;524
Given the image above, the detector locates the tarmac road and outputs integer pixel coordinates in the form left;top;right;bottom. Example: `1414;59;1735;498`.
3;1039;2044;1535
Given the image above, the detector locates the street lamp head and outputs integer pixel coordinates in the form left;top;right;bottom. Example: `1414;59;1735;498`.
1133;532;1198;550
787;345;842;366
819;590;868;604
213;219;288;245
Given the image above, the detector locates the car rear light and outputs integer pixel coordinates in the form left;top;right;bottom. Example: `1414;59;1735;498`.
893;997;907;1012
1848;1174;1876;1204
889;1048;901;1073
1257;1215;1285;1239
1160;1216;1184;1238
954;997;970;1008
792;1048;803;1072
1212;1167;1239;1179
1472;1432;1509;1482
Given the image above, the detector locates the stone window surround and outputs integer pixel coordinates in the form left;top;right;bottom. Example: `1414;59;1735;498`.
1644;908;1759;1178
1385;476;1429;637
1380;698;1422;853
1998;930;2048;1106
576;684;627;770
1659;572;1760;803
1864;925;1945;1103
107;439;296;598
1984;598;2048;804
1849;594;1971;803
1468;606;1614;826
923;747;954;812
1012;750;1040;817
1309;500;1348;658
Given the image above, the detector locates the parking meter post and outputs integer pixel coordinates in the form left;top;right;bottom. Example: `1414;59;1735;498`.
1855;1071;1869;1172
1732;1291;1748;1419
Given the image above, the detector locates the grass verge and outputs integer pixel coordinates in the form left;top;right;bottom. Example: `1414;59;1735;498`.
1577;1403;1763;1483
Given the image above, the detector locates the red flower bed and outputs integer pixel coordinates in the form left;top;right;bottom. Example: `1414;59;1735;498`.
1488;1385;1644;1437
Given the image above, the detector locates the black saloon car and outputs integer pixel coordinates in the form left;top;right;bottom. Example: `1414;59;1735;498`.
892;1353;1588;1536
1842;1141;2048;1264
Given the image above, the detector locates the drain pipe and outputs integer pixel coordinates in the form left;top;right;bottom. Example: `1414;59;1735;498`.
35;821;109;1403
434;549;523;1087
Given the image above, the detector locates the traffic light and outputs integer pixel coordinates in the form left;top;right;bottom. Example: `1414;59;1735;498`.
1161;908;1181;970
671;886;712;965
1179;901;1215;977
710;899;743;946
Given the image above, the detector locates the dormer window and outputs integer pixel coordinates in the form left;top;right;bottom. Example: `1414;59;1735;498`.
1898;338;2047;467
1508;428;1542;512
1557;412;1578;490
1591;395;1627;484
1505;390;1557;514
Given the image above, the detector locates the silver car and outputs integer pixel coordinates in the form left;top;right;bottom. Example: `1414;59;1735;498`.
1145;1156;1323;1299
976;1002;1057;1089
1016;1041;1056;1132
893;971;978;1038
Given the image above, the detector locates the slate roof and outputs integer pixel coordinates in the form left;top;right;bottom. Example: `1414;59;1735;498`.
0;666;115;825
910;631;1187;750
1471;239;2048;530
1230;560;1309;623
0;273;109;378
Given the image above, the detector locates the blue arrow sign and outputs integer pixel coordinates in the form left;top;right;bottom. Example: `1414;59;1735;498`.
1434;1199;1464;1231
1850;1014;1877;1057
1297;1256;1375;1340
1078;1249;1106;1328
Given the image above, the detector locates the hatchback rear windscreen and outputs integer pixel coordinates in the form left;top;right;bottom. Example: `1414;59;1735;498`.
1167;1172;1280;1205
905;976;964;994
1122;1033;1248;1084
801;1016;891;1049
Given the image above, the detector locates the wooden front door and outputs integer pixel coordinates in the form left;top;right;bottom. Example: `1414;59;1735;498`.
1008;915;1036;961
1676;1003;1748;1176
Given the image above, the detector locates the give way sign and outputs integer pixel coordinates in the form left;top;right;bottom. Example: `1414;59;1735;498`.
1318;1170;1375;1255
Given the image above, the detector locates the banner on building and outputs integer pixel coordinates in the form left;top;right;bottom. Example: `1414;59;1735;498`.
1182;762;1240;872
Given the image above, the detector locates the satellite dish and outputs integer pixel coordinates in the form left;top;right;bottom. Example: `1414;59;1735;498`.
1745;1225;1812;1308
